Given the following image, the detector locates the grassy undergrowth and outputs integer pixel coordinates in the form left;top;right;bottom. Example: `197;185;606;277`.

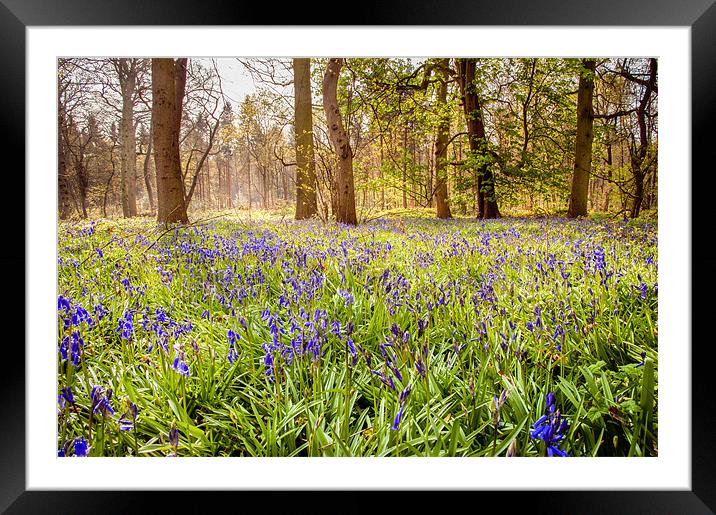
57;214;657;457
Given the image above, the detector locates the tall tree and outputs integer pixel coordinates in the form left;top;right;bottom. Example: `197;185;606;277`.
112;58;139;217
322;58;357;225
152;58;189;224
567;59;596;218
174;58;189;201
140;122;155;214
293;58;318;219
434;58;452;219
623;58;657;218
456;58;501;218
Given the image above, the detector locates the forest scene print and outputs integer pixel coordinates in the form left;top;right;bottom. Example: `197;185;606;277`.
57;57;657;458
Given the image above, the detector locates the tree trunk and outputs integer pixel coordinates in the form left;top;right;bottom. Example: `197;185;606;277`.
246;135;252;212
58;114;73;220
226;158;233;208
76;158;88;218
322;58;357;225
628;58;657;219
118;58;138;217
380;145;386;211
434;58;452;219
402;121;408;209
152;58;189;224
143;121;155;214
603;140;613;212
173;58;188;203
456;58;500;219
293;58;318;220
567;59;596;218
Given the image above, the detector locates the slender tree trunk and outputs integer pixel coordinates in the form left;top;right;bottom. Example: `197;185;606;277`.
293;58;318;219
117;58;138;217
322;58;357;225
380;145;386;211
434;58;452;219
76;158;88;218
603;141;613;212
456;58;500;218
567;59;596;218
58;117;73;220
631;167;645;219
226;158;233;208
143;121;155;214
402;121;408;209
628;58;657;219
246;136;252;213
152;58;189;224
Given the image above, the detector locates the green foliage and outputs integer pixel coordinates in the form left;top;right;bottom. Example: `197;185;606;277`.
57;214;657;457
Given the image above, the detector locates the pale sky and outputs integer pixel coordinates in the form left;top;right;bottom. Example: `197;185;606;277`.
205;58;256;107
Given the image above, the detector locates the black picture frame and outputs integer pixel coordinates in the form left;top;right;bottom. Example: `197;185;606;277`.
6;0;714;513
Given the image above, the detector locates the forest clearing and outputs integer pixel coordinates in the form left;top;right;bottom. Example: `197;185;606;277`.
57;57;658;457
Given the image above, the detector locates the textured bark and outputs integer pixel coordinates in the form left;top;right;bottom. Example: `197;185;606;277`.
152;58;189;224
628;58;657;219
293;58;318;219
174;58;188;202
456;58;500;219
142;122;155;214
322;58;357;225
567;59;596;219
434;58;452;219
117;58;138;217
58;109;74;219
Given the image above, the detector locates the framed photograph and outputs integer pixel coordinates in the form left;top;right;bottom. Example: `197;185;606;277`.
9;0;714;512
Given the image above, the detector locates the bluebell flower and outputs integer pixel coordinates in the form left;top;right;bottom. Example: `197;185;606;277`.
331;320;342;339
415;357;426;378
91;386;115;417
59;336;69;361
172;356;191;377
58;295;71;313
73;437;89;457
118;414;134;431
228;347;240;364
347;337;357;361
530;392;569;457
391;403;405;431
398;385;412;404
635;351;647;367
493;389;509;427
60;386;74;405
69;331;83;366
169;422;179;451
119;400;138;431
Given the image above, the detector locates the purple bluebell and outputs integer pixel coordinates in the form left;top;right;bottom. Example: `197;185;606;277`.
391;403;405;431
60;386;74;405
172;356;191;377
169;423;179;449
73;437;89;457
530;392;569;457
91;386;115;417
635;351;647;367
